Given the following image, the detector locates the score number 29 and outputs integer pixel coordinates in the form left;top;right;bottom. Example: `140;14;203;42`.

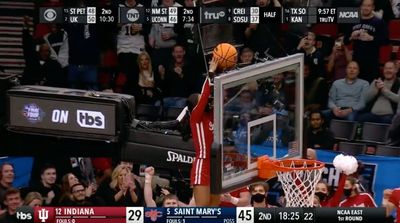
126;207;144;223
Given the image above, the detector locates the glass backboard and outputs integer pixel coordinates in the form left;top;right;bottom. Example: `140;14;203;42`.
211;54;304;193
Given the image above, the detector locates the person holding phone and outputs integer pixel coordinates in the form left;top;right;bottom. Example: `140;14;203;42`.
296;31;325;77
327;35;352;81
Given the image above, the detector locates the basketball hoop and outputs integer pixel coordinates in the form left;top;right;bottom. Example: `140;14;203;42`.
257;156;325;207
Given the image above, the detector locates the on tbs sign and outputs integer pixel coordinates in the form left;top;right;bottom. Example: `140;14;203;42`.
9;96;116;136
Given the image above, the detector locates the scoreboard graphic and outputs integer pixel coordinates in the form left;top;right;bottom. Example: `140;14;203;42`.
16;206;386;223
39;7;360;24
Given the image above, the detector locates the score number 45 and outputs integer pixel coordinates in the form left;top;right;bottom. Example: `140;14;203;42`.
237;207;254;223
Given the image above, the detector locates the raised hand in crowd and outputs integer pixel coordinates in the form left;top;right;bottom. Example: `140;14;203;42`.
45;190;55;205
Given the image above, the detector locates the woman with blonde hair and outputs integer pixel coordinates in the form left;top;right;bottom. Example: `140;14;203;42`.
134;51;160;105
24;192;43;207
96;164;143;206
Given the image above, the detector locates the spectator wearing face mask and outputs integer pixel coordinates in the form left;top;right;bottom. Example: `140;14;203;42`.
314;176;346;207
248;182;276;207
339;176;377;207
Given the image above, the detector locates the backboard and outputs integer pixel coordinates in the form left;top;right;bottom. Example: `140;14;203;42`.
211;54;304;193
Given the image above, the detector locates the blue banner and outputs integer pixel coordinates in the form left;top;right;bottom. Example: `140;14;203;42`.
0;157;34;188
316;149;400;206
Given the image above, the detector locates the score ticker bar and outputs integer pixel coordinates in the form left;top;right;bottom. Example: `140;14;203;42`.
29;206;386;223
39;7;360;24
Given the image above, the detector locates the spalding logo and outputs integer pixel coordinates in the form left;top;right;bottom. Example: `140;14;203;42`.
166;151;194;164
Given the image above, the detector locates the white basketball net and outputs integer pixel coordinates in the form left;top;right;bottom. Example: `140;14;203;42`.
276;161;324;207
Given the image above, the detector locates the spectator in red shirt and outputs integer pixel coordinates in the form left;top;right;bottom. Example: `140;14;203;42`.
339;176;377;207
382;188;400;223
315;173;347;207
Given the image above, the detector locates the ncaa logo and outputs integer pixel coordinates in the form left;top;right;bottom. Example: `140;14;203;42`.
126;8;140;22
43;9;57;22
77;110;105;129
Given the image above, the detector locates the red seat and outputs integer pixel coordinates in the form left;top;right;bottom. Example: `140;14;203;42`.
114;73;127;93
280;24;289;32
379;45;392;64
388;20;400;40
311;24;338;37
397;47;400;59
101;49;118;68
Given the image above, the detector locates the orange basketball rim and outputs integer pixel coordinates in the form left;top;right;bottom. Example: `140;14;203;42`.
257;155;325;179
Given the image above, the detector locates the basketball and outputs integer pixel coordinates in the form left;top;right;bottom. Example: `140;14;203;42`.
212;43;238;70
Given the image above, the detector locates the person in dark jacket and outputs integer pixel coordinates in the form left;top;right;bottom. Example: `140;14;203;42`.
0;188;22;223
21;19;65;87
346;0;389;83
305;110;335;150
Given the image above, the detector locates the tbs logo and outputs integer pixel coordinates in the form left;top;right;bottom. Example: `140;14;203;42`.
16;206;33;221
77;110;105;129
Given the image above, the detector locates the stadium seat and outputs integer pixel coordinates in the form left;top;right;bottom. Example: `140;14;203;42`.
379;45;392;65
359;122;390;145
338;142;366;155
164;106;185;120
329;119;358;141
375;145;400;156
311;24;338;38
388;20;400;41
136;104;162;121
397;48;400;60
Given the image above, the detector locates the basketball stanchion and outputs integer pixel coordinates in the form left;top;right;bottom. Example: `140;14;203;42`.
257;156;325;207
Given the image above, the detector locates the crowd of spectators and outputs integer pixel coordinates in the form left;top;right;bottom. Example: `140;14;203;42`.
22;0;400;124
2;0;400;221
0;159;398;223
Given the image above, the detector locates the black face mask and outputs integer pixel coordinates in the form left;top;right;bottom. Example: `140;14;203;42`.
343;188;352;197
315;192;327;202
252;193;265;203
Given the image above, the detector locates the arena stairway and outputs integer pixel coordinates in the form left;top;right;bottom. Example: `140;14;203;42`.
0;0;34;75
